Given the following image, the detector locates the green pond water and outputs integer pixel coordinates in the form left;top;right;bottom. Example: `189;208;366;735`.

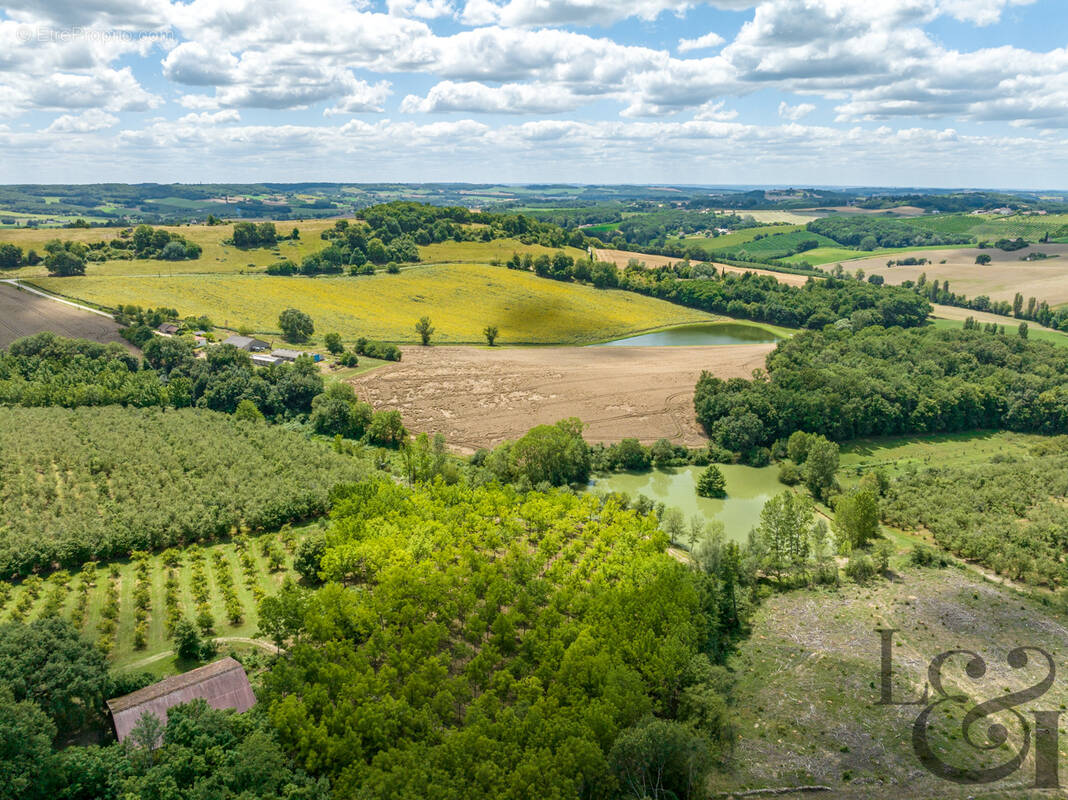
587;465;784;543
597;322;781;347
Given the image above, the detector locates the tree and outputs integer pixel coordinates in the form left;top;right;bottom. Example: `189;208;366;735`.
975;254;992;265
696;465;727;498
160;241;188;260
172;617;212;662
610;716;710;800
661;507;686;545
0;243;22;269
483;325;499;346
366;409;407;447
310;383;372;439
614;438;650;470
803;436;839;499
651;438;676;466
510;418;590;486
833;488;880;550
0;685;56;800
0;618;111;735
44;250;85;277
293;533;327;584
1018;322;1029;339
756;492;813;582
233;398;265;423
278;308;314;343
323;332;344;355
415;316;434;346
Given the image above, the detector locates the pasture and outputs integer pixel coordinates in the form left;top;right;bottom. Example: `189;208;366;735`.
849;243;1068;306
0;282;132;349
31;262;713;344
348;340;776;451
672;224;803;252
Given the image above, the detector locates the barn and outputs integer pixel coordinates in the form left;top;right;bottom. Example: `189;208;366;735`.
106;657;256;743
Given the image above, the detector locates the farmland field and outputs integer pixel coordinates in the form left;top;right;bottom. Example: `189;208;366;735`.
31;262;713;344
904;212;1068;241
348;340;776;450
418;238;586;264
0;405;367;577
0;282;133;349
1;219;339;278
672;224;803;252
0;525;311;674
593;247;812;286
705;229;841;260
848;243;1068;306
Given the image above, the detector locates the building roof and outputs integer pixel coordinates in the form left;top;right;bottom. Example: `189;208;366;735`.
222;335;268;350
157;322;180;334
107;657;256;743
251;353;284;366
271;348;304;360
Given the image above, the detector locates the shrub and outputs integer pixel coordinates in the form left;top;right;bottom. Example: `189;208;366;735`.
845;554;876;583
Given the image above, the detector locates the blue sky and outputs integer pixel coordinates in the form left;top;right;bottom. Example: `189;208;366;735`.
1;0;1067;187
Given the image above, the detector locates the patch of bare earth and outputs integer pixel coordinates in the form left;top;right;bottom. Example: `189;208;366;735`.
0;283;133;350
715;567;1068;799
349;343;773;452
593;248;812;287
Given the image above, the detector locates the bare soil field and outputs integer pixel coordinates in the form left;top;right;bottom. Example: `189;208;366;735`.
0;282;132;349
349;343;774;451
593;248;811;287
853;243;1068;306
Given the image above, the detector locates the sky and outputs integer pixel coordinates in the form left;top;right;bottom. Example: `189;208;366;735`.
1;0;1068;188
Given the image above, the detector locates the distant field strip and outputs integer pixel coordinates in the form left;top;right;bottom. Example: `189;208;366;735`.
32;262;713;344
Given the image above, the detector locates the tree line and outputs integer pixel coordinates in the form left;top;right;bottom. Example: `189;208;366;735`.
694;324;1068;449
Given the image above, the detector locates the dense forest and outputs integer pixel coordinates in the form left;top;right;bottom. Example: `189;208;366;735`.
0;405;368;577
694;325;1068;449
882;438;1068;588
261;481;741;799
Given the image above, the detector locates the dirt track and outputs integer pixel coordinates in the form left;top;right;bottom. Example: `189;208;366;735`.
0;282;132;349
349;343;775;452
593;248;811;287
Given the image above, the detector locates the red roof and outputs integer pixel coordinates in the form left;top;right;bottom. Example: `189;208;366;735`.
106;657;256;742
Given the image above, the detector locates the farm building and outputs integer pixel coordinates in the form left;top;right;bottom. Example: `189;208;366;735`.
156;322;180;335
251;353;285;367
271;348;304;361
271;348;322;362
106;657;256;744
222;334;269;351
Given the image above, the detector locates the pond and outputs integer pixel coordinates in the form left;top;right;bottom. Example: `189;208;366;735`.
586;464;785;543
596;322;782;347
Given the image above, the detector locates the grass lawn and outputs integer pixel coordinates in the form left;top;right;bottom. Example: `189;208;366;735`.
31;262;713;345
